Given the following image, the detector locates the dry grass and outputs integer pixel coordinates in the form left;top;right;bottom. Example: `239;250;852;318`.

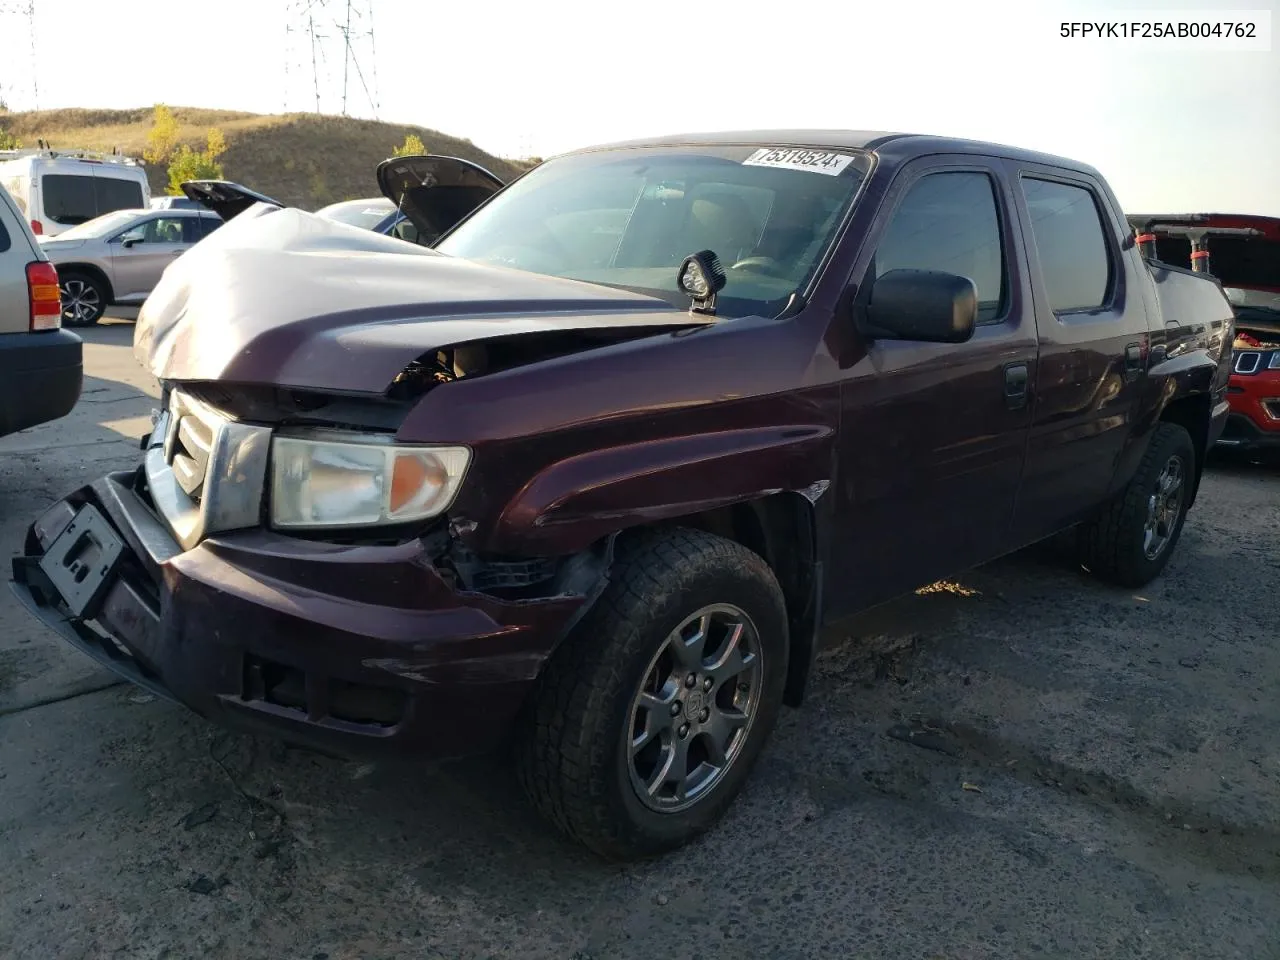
2;106;524;209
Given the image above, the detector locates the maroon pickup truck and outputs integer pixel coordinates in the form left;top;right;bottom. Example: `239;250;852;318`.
11;132;1233;860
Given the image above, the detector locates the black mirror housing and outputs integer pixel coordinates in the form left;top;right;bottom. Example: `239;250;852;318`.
863;268;977;344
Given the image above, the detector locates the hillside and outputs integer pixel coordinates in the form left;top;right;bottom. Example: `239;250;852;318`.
0;107;535;210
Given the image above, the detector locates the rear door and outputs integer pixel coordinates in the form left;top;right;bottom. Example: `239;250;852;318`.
1007;164;1154;544
828;155;1039;616
110;214;193;299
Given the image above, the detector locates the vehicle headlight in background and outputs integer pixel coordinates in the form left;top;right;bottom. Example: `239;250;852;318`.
270;436;470;529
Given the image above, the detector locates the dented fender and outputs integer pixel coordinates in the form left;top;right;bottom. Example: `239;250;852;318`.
491;425;836;556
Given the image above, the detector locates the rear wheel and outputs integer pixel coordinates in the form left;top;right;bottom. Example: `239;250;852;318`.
516;528;789;860
59;272;106;327
1078;421;1196;587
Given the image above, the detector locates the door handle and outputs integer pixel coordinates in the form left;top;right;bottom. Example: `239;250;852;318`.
1004;362;1029;411
1124;342;1144;380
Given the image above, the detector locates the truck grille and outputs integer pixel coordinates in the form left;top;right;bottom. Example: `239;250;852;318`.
145;389;273;551
162;391;225;502
170;410;216;500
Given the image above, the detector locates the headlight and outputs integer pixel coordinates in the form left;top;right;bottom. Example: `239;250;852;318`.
270;435;470;529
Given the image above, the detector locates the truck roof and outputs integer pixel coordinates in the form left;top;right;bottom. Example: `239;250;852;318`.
568;130;1104;178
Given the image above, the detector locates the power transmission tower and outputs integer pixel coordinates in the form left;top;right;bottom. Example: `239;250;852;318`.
0;0;39;110
283;0;379;119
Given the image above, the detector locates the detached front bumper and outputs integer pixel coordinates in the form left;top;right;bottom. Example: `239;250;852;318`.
11;469;586;760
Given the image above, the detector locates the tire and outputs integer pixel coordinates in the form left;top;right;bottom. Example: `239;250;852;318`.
1077;422;1196;588
59;271;107;327
516;528;789;860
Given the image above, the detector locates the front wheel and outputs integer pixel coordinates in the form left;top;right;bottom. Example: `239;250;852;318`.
1078;421;1196;587
59;272;107;327
516;528;789;860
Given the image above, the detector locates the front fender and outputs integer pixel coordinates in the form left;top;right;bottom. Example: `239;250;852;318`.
492;425;835;556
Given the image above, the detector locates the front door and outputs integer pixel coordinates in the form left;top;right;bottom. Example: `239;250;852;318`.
827;156;1038;618
110;215;192;300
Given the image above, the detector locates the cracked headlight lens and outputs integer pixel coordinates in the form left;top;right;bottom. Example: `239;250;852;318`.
270;435;470;529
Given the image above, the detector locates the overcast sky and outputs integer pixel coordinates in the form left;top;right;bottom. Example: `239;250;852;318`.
2;0;1277;214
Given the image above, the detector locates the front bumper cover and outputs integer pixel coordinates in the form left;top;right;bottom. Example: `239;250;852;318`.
11;469;589;760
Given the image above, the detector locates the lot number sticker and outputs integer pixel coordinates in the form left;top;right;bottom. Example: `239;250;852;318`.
743;147;855;176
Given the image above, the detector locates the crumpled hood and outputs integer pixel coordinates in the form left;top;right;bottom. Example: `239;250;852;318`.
134;204;707;394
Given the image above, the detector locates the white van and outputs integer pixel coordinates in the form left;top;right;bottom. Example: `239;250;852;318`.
0;148;151;238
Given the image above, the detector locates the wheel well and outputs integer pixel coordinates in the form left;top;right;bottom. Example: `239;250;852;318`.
1159;393;1211;504
632;493;820;708
55;263;115;302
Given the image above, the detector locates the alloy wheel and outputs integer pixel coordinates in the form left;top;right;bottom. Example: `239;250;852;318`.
1143;454;1186;560
60;278;101;325
626;603;764;813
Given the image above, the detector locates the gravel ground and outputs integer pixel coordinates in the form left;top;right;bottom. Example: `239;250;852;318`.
1;318;1277;960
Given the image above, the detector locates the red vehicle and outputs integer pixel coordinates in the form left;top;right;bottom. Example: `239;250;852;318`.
1129;213;1280;453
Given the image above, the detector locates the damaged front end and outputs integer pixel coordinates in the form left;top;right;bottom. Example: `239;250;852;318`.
9;375;618;760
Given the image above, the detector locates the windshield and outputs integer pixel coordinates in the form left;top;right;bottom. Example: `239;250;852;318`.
317;197;396;231
48;208;140;240
435;144;871;317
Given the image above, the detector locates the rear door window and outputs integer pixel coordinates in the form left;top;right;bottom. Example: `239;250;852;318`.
1022;178;1112;313
94;176;144;216
42;174;98;226
41;173;144;226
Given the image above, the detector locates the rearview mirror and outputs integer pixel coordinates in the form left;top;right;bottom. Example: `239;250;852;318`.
121;236;142;249
863;268;977;343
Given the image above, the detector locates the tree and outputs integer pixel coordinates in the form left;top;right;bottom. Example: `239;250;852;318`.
144;104;179;166
166;127;226;195
391;133;427;157
0;126;19;150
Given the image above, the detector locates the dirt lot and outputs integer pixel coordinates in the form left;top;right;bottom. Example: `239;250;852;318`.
1;318;1278;960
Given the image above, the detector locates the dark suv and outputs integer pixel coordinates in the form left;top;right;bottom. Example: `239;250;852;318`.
12;131;1231;860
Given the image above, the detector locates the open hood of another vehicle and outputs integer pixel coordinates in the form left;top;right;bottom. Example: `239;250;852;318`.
181;179;284;221
375;154;505;245
133;204;709;395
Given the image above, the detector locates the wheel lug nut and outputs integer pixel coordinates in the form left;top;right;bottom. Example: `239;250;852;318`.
670;702;681;716
703;677;713;691
699;708;710;722
685;674;697;688
678;723;690;738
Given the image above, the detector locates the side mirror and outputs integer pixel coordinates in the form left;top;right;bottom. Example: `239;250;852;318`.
121;236;141;249
862;268;977;343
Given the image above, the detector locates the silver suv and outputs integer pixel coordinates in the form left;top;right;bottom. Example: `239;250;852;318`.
0;183;81;439
37;207;222;326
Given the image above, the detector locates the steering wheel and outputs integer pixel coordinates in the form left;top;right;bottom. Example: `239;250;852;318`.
730;256;786;276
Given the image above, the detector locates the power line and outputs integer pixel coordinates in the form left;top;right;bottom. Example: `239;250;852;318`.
283;0;379;119
0;0;38;110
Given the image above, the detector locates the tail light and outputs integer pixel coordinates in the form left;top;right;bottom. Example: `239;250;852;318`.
29;219;42;236
26;261;61;331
